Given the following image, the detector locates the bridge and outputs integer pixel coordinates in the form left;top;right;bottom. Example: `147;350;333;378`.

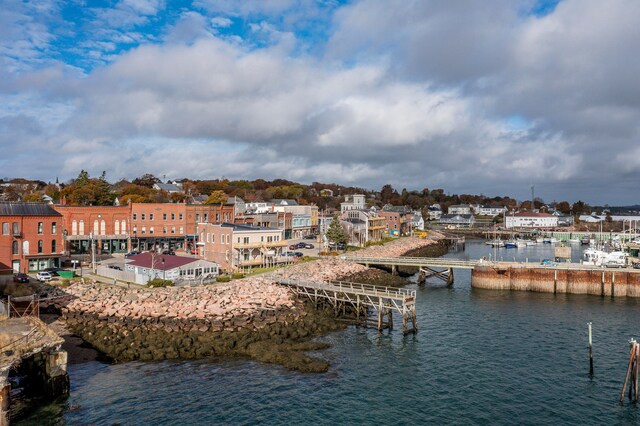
272;273;417;335
341;255;640;285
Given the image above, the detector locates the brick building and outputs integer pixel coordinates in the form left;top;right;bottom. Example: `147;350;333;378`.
198;222;287;272
55;205;131;254
0;202;64;273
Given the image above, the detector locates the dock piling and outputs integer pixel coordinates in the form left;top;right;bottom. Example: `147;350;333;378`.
588;322;593;376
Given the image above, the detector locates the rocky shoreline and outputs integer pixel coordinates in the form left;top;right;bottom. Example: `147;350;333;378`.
43;235;443;372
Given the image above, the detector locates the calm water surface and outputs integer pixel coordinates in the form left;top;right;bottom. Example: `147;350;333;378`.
19;241;640;425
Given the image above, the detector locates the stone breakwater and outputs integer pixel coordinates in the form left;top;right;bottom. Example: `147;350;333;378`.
49;236;442;372
279;236;445;284
56;279;342;372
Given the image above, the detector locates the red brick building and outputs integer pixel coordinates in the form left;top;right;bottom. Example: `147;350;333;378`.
0;202;64;273
55;205;131;254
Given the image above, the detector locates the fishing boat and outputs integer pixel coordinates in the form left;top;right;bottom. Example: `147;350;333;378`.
583;248;628;267
581;236;590;245
504;240;517;248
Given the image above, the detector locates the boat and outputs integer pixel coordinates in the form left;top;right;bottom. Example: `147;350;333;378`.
568;238;580;244
543;237;558;244
581;236;590;245
525;240;536;246
582;248;629;267
515;240;527;248
504;240;517;248
536;237;544;243
486;239;503;247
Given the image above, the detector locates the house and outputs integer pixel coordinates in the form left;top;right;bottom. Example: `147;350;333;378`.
551;211;574;227
475;205;507;217
270;199;298;207
340;194;366;212
448;204;472;215
0;202;65;273
153;183;182;193
341;208;385;246
198;222;287;272
505;212;558;229
439;214;475;227
124;252;218;285
271;203;318;239
411;211;425;231
245;202;271;214
427;204;442;220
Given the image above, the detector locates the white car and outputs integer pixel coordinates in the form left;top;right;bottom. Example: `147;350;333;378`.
36;271;52;282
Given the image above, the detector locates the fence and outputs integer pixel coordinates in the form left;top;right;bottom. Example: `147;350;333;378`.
0;300;7;319
96;265;136;283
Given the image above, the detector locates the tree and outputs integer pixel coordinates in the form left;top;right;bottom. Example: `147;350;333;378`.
555;201;571;214
326;216;348;248
205;190;228;205
132;173;160;188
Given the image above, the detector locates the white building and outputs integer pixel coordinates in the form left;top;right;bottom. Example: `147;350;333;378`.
448;204;472;215
341;194;366;212
124;252;219;285
245;202;271;214
475;205;507;217
505;212;558;229
410;211;425;231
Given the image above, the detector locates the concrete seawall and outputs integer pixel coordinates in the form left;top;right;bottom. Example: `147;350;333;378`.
472;266;640;297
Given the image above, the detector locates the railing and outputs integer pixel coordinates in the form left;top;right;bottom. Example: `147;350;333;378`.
273;274;415;300
343;255;479;269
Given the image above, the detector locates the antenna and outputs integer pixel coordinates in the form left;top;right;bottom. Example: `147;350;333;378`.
531;185;535;211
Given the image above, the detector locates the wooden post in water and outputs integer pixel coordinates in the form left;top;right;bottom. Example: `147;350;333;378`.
588;322;593;376
620;339;639;403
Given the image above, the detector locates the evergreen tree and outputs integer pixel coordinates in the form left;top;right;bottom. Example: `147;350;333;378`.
326;215;348;247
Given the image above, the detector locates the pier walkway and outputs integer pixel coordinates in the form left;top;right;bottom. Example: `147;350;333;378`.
272;273;417;335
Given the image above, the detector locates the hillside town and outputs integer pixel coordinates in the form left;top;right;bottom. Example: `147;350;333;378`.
1;173;639;284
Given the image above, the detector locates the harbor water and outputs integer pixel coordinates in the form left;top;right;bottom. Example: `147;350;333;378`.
18;241;640;425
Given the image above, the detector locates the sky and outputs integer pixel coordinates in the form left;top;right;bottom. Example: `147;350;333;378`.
1;0;639;205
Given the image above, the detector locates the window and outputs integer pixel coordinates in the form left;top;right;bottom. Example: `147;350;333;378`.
215;213;220;222
79;220;84;234
179;226;183;234
226;235;230;244
196;213;201;222
100;220;106;235
38;240;43;253
12;222;19;235
206;233;210;243
149;227;154;234
93;220;99;234
171;213;175;220
133;213;137;220
163;227;167;234
133;225;138;234
38;222;43;234
72;220;77;235
141;226;146;234
121;220;126;233
115;220;120;234
52;240;56;253
163;213;167;220
243;237;249;244
2;222;8;235
212;234;214;243
179;213;183;220
150;213;154;220
237;237;240;243
141;213;146;220
204;213;208;222
171;227;175;234
12;241;18;255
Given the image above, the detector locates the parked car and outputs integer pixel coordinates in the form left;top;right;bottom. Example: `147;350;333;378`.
36;271;52;282
304;243;314;249
289;244;298;250
296;242;307;248
13;273;29;283
283;251;296;257
108;265;122;270
303;235;316;240
161;250;175;256
125;251;141;257
634;263;640;270
44;267;65;276
293;252;304;257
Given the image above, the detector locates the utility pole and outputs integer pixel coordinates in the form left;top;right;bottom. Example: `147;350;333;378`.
90;232;96;273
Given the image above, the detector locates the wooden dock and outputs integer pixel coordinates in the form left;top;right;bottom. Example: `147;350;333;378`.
272;274;418;335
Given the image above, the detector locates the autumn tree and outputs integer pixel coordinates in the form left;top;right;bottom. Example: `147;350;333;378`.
132;173;160;188
205;190;228;205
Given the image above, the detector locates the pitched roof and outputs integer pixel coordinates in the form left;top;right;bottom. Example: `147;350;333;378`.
512;212;553;217
154;183;182;192
125;253;203;270
0;202;62;216
220;222;277;231
270;199;298;206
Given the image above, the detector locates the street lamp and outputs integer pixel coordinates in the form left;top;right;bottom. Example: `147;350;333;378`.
162;257;165;280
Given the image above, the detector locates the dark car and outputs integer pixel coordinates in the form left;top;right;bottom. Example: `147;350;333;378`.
108;265;123;270
293;252;304;257
44;267;65;276
303;234;316;240
304;243;314;249
162;250;175;255
289;244;298;250
13;273;29;283
125;251;141;257
296;242;307;248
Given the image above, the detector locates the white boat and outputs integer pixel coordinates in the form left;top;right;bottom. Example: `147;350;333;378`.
543;237;558;244
568;238;580;244
525;240;536;246
515;240;527;248
583;248;629;267
486;239;503;247
536;237;544;243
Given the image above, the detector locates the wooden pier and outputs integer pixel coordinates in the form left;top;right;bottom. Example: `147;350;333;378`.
273;274;418;335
